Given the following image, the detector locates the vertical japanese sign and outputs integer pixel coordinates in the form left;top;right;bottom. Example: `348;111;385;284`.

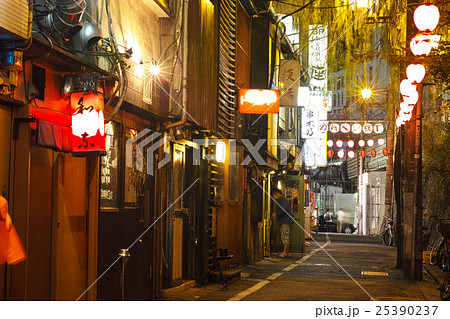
71;92;106;157
279;59;300;107
302;24;328;167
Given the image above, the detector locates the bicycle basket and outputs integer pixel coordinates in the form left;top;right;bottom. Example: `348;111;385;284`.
438;219;450;236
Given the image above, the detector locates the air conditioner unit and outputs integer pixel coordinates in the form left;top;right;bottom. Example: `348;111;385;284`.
0;0;29;41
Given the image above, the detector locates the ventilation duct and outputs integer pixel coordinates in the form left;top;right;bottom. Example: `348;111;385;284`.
39;0;85;39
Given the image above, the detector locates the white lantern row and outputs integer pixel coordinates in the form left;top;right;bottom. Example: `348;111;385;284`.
321;123;385;134
397;4;440;128
327;138;385;148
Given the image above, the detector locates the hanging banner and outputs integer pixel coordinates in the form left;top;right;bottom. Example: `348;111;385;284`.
71;92;106;157
279;59;300;107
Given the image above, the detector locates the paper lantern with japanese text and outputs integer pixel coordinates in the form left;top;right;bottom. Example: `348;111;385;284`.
360;150;366;158
327;150;333;157
382;149;389;156
71;92;106;156
371;149;377;157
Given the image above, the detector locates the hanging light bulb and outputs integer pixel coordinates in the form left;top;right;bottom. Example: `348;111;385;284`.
406;64;426;84
336;140;343;147
348;150;355;158
327;140;334;147
347;140;355;148
414;4;440;32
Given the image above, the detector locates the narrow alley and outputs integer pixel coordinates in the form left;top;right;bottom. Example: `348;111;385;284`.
166;234;441;301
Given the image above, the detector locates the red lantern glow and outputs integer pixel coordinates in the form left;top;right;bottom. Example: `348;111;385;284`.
360;150;366;158
414;4;440;32
71;92;106;156
327;150;334;157
371;149;377;157
382;149;389;156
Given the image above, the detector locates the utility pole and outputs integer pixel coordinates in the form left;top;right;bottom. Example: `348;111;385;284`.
401;0;423;280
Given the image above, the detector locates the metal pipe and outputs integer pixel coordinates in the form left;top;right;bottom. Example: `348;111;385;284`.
166;0;188;130
104;0;128;123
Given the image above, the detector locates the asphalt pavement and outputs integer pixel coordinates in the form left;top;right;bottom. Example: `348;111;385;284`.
164;233;444;301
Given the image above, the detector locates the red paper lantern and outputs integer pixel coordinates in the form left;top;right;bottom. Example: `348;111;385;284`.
382;149;389;156
371;149;377;157
360;150;366;158
71;92;106;156
327;150;333;157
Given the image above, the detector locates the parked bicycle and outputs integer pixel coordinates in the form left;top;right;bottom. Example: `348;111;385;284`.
437;219;450;300
381;217;396;247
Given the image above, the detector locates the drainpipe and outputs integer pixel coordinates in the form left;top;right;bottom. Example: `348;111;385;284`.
166;0;188;130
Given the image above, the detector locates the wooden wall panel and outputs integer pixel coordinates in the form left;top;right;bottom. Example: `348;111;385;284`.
187;0;218;131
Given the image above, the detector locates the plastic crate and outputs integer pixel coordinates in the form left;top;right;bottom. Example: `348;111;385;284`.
439;219;450;236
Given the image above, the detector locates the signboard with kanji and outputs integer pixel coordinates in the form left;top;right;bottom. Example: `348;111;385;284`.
279;59;300;107
71;92;106;157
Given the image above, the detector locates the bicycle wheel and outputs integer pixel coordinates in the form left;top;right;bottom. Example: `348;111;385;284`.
438;240;449;271
430;238;442;266
383;229;391;246
440;273;450;301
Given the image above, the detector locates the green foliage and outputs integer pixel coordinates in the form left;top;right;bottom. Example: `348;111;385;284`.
423;123;450;220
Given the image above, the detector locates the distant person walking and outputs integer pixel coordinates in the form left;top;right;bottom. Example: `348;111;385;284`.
325;209;334;233
272;188;293;258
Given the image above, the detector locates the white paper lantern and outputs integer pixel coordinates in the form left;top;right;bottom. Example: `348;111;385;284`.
406;64;426;84
414;4;440;32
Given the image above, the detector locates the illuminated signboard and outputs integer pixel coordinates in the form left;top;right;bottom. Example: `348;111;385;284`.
238;89;280;114
71;92;106;156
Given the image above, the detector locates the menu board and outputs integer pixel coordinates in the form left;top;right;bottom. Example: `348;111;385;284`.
100;122;119;209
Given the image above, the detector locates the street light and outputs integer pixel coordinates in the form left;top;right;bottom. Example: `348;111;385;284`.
361;88;372;99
